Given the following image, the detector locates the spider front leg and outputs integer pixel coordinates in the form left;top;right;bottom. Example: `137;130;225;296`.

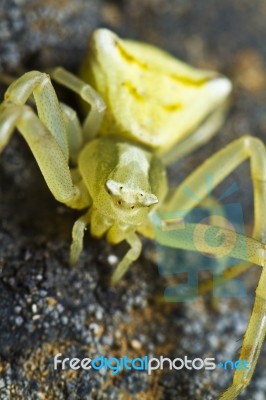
50;67;106;142
1;71;68;158
0;71;92;209
109;232;142;285
157;135;266;399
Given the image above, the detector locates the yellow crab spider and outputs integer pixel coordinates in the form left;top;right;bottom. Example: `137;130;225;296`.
0;28;266;399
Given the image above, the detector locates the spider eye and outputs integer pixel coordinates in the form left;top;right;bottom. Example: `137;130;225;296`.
131;205;135;209
117;200;122;205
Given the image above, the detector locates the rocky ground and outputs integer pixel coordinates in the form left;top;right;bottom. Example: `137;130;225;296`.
0;1;266;399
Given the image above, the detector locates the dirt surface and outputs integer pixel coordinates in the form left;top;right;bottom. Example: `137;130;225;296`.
0;1;266;399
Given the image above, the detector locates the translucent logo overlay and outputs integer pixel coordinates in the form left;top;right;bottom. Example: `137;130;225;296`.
152;173;247;301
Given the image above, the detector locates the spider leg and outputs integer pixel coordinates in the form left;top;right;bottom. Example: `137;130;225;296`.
70;209;92;265
1;71;69;157
59;102;83;162
0;71;91;209
220;266;266;399
110;232;142;285
50;67;106;142
163;135;266;253
158;135;266;397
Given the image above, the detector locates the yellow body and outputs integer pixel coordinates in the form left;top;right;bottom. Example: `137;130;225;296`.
80;29;231;159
